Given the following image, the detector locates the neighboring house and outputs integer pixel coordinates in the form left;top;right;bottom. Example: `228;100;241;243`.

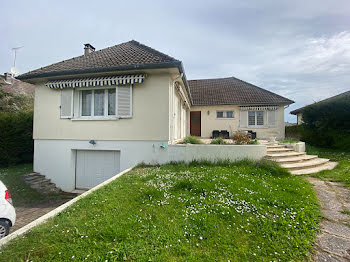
0;73;35;95
290;90;350;125
0;73;35;112
18;40;293;191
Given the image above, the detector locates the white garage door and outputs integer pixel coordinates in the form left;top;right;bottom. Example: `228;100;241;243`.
76;150;120;189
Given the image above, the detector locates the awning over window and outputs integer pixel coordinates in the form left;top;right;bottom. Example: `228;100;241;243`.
240;105;278;111
45;74;146;89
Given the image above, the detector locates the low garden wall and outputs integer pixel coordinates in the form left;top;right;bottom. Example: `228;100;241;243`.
167;144;267;163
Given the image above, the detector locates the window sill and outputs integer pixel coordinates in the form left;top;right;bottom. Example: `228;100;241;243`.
247;126;269;129
216;118;235;120
71;117;120;121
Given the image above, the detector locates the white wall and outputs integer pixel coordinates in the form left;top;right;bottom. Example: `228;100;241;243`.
35;139;266;192
34;139;171;192
190;105;286;139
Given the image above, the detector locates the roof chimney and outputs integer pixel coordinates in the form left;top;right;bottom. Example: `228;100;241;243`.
4;72;12;82
84;43;95;55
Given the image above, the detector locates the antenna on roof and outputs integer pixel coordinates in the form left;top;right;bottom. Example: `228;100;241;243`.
11;46;23;76
12;46;24;67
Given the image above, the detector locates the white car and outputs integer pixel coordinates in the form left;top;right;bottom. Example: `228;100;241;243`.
0;181;16;239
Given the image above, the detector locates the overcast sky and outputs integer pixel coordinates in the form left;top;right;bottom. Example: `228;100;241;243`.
2;0;350;122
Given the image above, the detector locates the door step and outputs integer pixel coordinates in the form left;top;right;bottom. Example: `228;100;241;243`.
22;172;61;194
266;152;306;158
267;148;294;153
272;155;318;164
290;162;338;175
281;158;330;170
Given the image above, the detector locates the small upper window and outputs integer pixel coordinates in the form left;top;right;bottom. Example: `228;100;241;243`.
217;111;224;118
226;111;234;118
217;110;234;118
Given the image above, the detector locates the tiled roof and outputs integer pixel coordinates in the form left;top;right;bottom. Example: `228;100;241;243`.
188;77;294;106
290;90;350;114
18;40;181;79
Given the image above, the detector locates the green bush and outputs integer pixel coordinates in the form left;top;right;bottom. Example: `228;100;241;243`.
180;136;202;144
285;125;303;140
287;94;350;151
0;111;33;166
210;137;227;144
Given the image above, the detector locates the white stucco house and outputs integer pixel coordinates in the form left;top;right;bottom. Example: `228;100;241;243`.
18;40;293;191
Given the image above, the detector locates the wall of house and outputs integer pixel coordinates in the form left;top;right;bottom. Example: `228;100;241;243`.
34;139;266;192
33;73;171;141
34;139;171;191
297;113;303;125
190;105;286;139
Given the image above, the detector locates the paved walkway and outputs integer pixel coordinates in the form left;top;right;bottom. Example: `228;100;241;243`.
306;177;350;261
10;199;70;234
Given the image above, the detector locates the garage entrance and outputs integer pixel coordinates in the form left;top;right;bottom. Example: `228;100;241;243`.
75;150;120;189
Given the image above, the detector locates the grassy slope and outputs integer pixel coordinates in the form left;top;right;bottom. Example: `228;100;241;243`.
0;164;46;206
0;161;320;261
306;145;350;187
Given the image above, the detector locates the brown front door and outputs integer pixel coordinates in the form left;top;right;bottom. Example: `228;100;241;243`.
190;111;201;136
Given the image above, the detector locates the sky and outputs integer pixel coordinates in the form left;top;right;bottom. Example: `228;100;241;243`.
1;0;350;122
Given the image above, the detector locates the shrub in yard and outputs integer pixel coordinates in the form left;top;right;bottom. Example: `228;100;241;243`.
250;138;258;144
180;136;202;144
285;125;303;140
0;111;33;166
294;93;350;151
210;137;226;144
233;132;251;145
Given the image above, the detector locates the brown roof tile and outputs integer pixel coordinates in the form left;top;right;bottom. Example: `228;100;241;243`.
18;40;180;79
188;77;294;106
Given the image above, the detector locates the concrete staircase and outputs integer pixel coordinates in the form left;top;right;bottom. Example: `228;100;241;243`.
263;142;337;175
22;173;61;194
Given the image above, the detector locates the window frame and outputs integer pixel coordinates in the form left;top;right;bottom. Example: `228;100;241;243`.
78;86;118;120
248;111;265;127
216;110;235;119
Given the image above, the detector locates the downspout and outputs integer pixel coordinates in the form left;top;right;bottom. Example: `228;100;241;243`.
171;73;183;144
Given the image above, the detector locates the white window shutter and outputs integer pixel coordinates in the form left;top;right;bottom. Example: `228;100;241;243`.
60;89;74;118
117;86;132;118
268;110;277;126
239;111;248;127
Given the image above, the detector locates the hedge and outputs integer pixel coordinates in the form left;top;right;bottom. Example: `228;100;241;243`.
0;111;33;166
286;94;350;151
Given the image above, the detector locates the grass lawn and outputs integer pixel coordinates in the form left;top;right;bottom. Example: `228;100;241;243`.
0;164;46;206
0;164;72;207
0;160;320;261
306;145;350;187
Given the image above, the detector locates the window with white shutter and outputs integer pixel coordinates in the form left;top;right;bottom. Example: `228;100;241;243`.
60;89;74;118
117;85;132;118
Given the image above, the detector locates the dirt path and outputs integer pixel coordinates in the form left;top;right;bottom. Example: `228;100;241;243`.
306;177;350;261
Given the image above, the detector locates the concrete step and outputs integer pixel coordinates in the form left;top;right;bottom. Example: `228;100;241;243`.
41;183;61;194
281;158;330;170
267;148;295;153
22;172;61;194
273;155;318;164
30;179;51;188
266;152;306;158
266;145;287;149
23;176;49;184
22;173;45;181
291;162;338;175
